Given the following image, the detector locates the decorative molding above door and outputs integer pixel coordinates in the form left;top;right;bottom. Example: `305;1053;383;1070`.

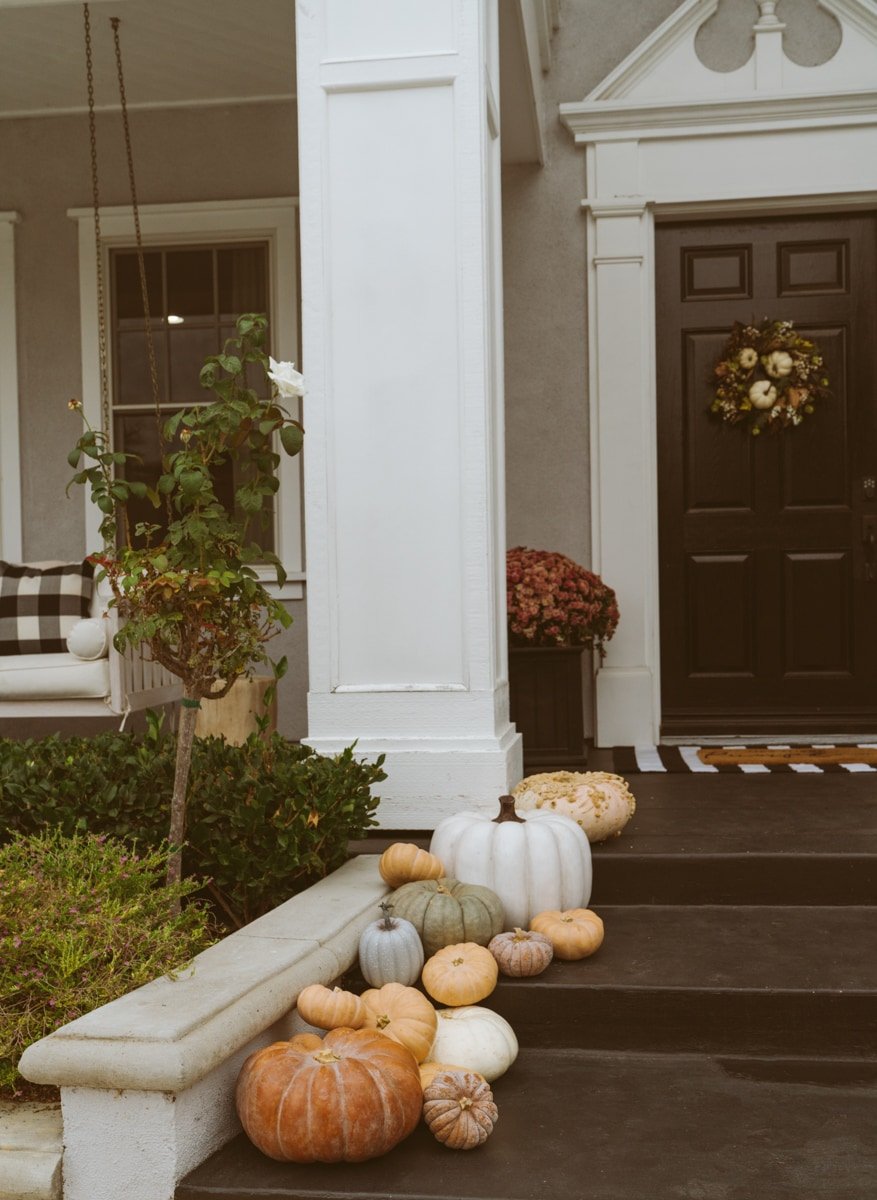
559;0;877;745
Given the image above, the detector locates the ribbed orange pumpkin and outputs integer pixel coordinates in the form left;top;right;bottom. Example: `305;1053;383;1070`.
530;908;605;961
361;981;437;1062
421;942;498;1006
378;842;445;889
296;983;369;1031
235;1027;422;1162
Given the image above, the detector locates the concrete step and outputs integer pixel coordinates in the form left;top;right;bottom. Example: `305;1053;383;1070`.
591;772;877;905
483;904;877;1055
176;1047;877;1199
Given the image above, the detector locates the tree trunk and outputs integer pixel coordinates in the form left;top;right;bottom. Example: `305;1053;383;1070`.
166;685;200;898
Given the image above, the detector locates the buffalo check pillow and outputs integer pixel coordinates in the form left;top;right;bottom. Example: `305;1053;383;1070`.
0;561;95;655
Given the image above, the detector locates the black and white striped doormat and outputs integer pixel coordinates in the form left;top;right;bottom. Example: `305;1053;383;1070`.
612;745;877;774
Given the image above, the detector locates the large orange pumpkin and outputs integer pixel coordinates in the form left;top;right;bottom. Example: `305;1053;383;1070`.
235;1026;423;1162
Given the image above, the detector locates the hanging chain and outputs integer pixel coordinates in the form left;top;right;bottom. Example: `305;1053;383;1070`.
110;16;164;448
83;2;111;440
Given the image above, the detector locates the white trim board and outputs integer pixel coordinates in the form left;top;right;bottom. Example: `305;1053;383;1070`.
0;211;22;561
559;0;877;747
67;198;303;597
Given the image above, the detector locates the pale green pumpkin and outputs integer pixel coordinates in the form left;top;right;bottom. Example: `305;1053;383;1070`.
387;878;504;957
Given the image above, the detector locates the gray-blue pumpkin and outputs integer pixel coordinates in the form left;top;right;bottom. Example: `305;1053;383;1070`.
359;902;424;987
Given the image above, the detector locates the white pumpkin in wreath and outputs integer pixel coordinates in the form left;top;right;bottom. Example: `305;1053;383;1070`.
512;771;635;842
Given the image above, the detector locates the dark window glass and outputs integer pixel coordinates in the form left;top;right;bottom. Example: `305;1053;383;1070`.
110;243;272;550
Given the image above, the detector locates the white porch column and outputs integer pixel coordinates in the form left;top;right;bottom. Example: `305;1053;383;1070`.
296;0;521;826
585;194;660;747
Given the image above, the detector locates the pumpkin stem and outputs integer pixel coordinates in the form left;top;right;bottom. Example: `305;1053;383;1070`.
494;794;526;824
512;927;528;940
313;1049;342;1064
375;1013;391;1030
436;882;450;894
379;900;396;930
458;1097;473;1110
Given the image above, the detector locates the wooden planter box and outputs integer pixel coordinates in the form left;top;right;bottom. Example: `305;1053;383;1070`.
508;645;589;774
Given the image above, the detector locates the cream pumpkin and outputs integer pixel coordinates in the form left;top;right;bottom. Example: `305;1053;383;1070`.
426;1005;518;1082
429;794;592;928
512;771;636;843
530;908;605;961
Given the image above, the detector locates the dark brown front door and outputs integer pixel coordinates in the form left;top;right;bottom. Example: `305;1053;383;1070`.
656;213;877;736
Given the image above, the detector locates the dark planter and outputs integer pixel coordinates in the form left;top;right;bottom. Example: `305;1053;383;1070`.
508;644;589;774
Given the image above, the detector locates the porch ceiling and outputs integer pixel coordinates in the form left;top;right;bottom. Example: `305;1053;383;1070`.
0;0;296;118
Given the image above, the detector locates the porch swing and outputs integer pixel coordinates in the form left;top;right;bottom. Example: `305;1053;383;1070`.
0;6;180;728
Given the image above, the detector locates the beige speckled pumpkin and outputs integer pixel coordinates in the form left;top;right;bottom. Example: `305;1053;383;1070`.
296;983;369;1031
488;928;554;977
422;942;498;1006
422;1069;499;1150
361;981;437;1062
530;908;605;961
512;771;636;842
378;842;445;888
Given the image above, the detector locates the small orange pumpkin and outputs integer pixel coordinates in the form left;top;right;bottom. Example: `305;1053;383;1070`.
378;842;445;888
236;1027;422;1162
530;908;605;961
422;942;498;1006
488;927;554;976
361;981;437;1062
296;983;369;1030
422;1069;499;1150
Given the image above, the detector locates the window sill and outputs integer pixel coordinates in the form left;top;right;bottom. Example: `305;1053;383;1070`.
255;567;305;601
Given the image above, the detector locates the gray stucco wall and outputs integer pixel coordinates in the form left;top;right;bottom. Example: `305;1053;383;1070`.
1;99;308;737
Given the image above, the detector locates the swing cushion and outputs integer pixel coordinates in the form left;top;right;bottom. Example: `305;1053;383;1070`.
0;653;110;700
0;561;95;655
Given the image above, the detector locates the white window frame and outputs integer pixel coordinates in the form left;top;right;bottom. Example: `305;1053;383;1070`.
68;197;303;598
0;212;22;561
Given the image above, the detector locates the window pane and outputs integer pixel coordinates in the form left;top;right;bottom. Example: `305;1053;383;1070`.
169;326;220;405
114;413;274;553
218;245;268;317
166;249;214;318
116;329;168;407
114;251;162;319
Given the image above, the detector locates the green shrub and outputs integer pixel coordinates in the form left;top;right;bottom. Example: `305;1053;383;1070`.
0;829;215;1095
0;722;385;927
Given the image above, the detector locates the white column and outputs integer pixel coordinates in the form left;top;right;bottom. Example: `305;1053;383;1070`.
296;0;521;826
0;213;22;561
585;192;661;747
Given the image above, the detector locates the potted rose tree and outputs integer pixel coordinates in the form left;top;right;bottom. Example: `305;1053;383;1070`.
506;547;619;772
68;313;304;892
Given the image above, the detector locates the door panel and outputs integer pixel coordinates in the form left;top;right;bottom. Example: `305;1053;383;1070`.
657;214;877;735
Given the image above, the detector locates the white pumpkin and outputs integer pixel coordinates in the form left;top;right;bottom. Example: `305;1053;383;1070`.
358;901;425;987
749;380;777;409
512;771;635;843
764;350;793;378
426;1006;518;1083
429;795;592;929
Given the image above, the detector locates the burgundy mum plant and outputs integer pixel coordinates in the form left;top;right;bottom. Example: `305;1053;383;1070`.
506;547;619;655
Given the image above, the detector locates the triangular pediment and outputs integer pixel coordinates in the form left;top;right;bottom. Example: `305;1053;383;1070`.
561;0;877;138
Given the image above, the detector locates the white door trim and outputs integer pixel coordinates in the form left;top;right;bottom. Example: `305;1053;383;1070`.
0;212;22;562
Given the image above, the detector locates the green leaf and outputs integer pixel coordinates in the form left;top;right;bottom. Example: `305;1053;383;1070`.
67;448;81;469
128;481;148;499
279;423;304;457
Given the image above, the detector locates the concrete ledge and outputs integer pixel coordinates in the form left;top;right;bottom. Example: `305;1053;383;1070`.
0;1101;62;1200
19;856;388;1093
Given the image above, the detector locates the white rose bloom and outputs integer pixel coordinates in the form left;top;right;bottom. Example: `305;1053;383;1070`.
267;357;306;398
749;381;778;409
738;348;758;369
764;350;793;378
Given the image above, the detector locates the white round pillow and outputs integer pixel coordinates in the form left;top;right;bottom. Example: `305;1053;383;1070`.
66;618;109;660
